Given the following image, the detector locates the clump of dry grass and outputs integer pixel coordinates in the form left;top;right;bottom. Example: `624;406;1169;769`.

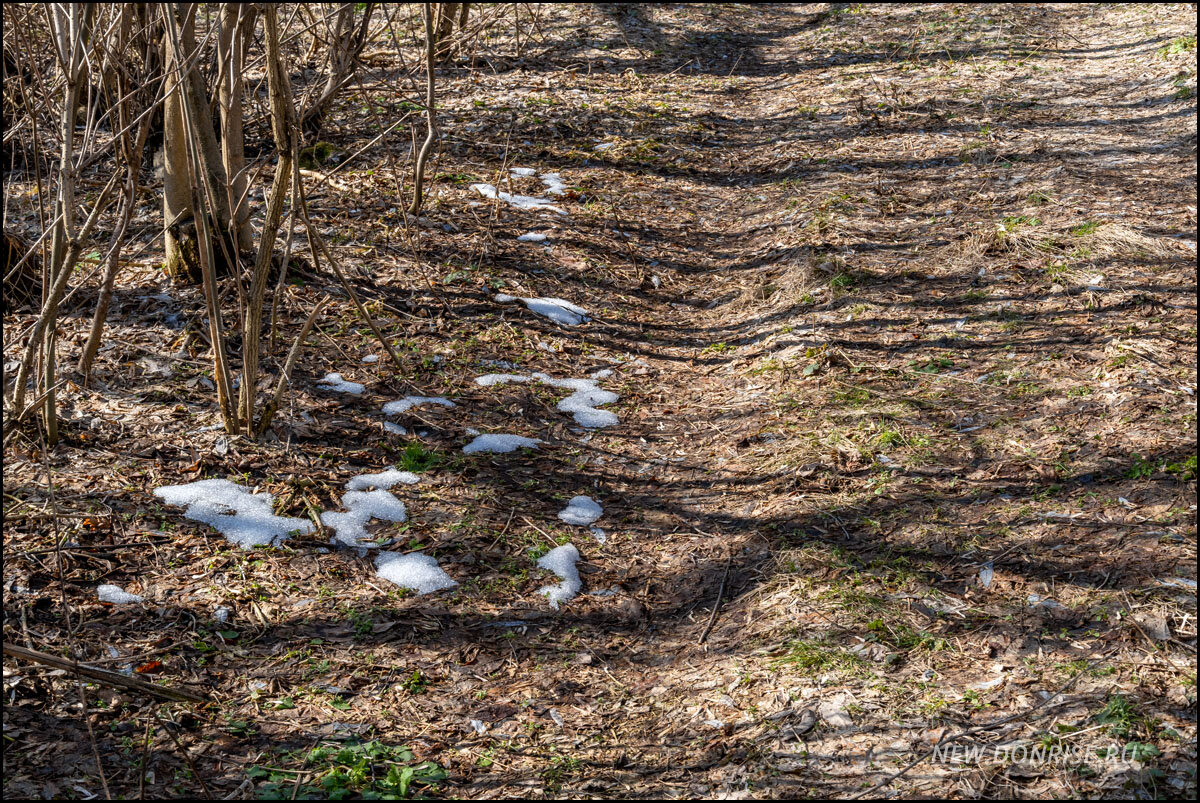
959;221;1193;265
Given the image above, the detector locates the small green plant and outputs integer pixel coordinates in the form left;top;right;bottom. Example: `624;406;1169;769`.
249;740;446;800
399;443;441;473
1069;221;1100;237
1158;35;1196;58
702;342;736;354
1126;454;1156;480
1164;455;1196;481
401;670;428;695
1094;694;1139;738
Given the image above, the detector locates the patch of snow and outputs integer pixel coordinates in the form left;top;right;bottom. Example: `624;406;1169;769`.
540;173;567;195
383;422;407;435
475;371;619;428
474;373;533;387
589;526;607;545
594;142;615;151
509;167;537;177
345;468;420;491
362;354;379;363
469;719;488;735
214;606;231;623
317;372;365;395
382;396;457;415
517;232;548;242
493;293;590;326
97;584;143;604
463;434;542;454
321;489;408;549
979;561;994;589
558;495;603;526
375;551;457;594
154;479;314;549
590;368;614;380
537;544;582;609
471;183;565;214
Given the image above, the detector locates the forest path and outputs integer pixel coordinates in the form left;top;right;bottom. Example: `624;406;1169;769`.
2;3;1194;800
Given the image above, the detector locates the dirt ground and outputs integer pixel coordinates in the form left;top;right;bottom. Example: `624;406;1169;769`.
3;3;1197;799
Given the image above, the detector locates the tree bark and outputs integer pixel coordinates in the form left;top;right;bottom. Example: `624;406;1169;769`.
217;3;256;253
162;2;234;285
408;3;438;216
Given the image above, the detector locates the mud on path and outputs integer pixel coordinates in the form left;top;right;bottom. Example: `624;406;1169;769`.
3;3;1196;799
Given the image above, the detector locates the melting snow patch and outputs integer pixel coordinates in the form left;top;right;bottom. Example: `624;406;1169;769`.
463;434;542;454
375;552;457;595
540;173;567;195
558;495;603;526
362;354;379;363
97;584;143;604
383;396;456;415
474;372;533;387
493;293;589;326
517;232;548;242
509;167;537;177
589;526;607;545
345;468;420;491
474;371;619;428
383;422;407;435
154;479;314;549
537;544;582;609
321;490;408;549
317;372;365;395
471;183;565;215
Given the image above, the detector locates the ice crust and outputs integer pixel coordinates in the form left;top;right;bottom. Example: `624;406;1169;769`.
517;232;548;242
375;552;457;594
463;434;542;454
558;495;603;526
154;479;314;549
493;293;589;326
97;584;143;604
317;372;365;395
537;544;582;609
473;371;619;428
321;489;408;548
471;183;565;215
382;396;456;415
345;468;420;491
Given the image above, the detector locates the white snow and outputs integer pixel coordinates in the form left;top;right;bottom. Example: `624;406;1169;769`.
540;173;567;195
321;489;408;549
154;479;314;549
474;372;534;386
558;495;603;526
362;354;379;363
375;551;457;594
537;544;582;609
97;584;143;604
589;526;608;545
473;371;619;428
463;434;542;454
214;606;231;623
493;293;589;326
317;372;365;395
382;396;457;415
383;422;407;435
345;468;420;491
590;368;614;380
509;167;537;177
471;183;565;215
517;232;548;242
